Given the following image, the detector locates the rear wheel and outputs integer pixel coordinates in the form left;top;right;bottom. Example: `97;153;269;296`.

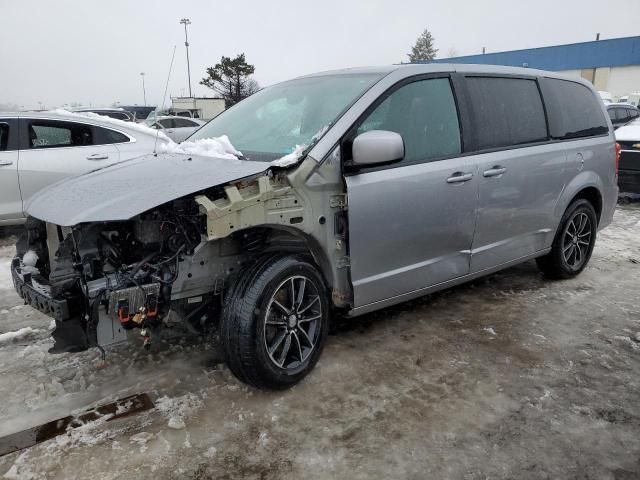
536;199;597;279
220;256;329;389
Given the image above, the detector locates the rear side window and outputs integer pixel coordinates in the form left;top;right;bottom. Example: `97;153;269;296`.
159;119;175;128
541;78;608;139
174;118;198;128
630;109;640;120
93;126;130;144
28;121;93;149
0;123;8;151
465;77;547;150
616;109;630;121
607;109;616;120
356;78;461;163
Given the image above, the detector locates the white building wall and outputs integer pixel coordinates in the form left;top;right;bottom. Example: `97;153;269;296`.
606;65;640;98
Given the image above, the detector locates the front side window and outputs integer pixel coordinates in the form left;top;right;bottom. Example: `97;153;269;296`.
615;108;629;121
356;78;461;163
608;109;616;121
465;77;547;150
0;123;8;151
28;121;93;149
542;78;608;139
189;73;384;162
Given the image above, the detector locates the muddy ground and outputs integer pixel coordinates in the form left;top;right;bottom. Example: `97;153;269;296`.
0;206;639;480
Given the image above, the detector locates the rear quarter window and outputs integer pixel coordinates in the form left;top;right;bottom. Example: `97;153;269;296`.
465;77;547;150
93;126;130;144
541;78;608;139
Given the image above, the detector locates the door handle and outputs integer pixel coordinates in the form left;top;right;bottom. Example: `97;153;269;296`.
446;172;474;184
483;166;507;178
0;160;13;166
87;153;109;160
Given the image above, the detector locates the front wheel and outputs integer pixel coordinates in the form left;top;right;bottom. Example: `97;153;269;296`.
536;199;598;279
220;256;330;389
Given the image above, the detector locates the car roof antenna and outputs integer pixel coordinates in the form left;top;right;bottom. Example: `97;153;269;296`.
154;45;177;155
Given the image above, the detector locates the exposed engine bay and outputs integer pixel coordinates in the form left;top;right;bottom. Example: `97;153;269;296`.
10;172;323;355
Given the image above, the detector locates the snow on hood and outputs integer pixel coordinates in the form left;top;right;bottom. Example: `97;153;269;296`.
51;109;170;142
158;135;242;160
158;125;330;167
615;119;640;142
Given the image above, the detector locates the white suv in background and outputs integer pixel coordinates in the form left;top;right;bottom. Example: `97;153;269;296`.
0;111;168;225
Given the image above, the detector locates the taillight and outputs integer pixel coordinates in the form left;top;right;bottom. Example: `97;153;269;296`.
615;142;621;175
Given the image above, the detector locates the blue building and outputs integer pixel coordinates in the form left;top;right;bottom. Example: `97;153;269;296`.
422;36;640;103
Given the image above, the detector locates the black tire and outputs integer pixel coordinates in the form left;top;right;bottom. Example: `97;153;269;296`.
220;255;330;389
536;199;598;279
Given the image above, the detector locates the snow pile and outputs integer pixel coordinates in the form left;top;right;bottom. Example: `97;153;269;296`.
51;109;170;142
0;327;42;345
272;144;307;167
20;249;39;275
158;135;242;160
156;393;204;430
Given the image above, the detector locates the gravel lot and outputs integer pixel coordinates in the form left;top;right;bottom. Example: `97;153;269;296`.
1;205;639;480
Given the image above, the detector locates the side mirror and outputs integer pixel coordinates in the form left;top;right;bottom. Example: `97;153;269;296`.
352;130;404;166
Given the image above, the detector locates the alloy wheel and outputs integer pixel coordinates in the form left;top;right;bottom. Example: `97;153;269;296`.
263;275;322;370
562;212;592;269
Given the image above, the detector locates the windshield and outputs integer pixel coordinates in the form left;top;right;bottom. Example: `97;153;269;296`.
188;73;383;161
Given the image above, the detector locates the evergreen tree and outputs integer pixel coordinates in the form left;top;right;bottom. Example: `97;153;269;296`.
200;54;260;106
407;29;438;62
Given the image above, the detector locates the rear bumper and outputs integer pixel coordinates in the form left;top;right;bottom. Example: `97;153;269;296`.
11;257;73;321
619;169;640;194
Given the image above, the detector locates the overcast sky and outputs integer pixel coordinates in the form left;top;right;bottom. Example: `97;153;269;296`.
2;0;639;109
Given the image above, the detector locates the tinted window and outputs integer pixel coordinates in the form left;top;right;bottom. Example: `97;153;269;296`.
93;126;129;144
465;77;547;150
630;109;640;119
542;78;608;139
0;123;8;151
28;121;93;149
607;108;616;120
357;78;461;163
615;108;628;121
159;119;175;128
102;112;130;121
174;118;198;128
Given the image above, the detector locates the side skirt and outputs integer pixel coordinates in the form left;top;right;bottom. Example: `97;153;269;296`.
347;249;551;317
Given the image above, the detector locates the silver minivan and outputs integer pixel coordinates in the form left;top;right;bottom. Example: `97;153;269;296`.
11;64;618;389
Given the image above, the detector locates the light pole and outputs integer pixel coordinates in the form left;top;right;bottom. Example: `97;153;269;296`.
140;72;147;106
180;18;192;98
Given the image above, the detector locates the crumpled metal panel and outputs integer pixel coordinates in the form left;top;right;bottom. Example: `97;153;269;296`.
26;153;269;226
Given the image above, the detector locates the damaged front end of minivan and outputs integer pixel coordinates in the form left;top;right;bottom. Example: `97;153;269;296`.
11;150;350;360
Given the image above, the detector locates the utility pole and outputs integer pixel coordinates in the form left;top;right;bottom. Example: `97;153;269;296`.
140;72;147;106
180;18;192;98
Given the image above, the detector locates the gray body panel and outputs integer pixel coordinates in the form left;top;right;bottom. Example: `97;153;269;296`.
26;153;269;226
346;157;477;307
469;143;570;272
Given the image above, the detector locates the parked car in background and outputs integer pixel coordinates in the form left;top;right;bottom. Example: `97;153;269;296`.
11;64;617;389
72;107;135;122
145;115;205;142
617;93;640;108
607;103;640;129
120;105;157;122
615;119;640;194
599;91;614;104
0;111;168;225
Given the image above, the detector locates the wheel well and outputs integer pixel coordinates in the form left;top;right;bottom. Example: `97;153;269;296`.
234;226;333;289
572;187;602;223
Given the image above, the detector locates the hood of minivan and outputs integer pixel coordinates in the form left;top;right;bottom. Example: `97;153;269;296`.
26;153;270;226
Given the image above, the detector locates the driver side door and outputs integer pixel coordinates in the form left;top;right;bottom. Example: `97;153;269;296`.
345;76;479;309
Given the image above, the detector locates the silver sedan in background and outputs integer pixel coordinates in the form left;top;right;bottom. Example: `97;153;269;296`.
145;116;206;142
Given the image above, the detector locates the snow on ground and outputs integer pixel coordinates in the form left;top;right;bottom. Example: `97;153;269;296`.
0;205;640;479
